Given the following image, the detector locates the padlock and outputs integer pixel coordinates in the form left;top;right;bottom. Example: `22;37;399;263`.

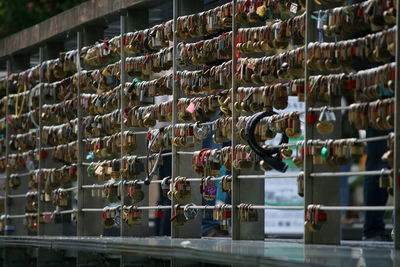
305;205;327;232
316;107;335;135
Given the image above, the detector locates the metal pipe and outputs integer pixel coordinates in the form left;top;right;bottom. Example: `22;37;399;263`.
80;208;105;212
304;135;391;146
237;174;300;179
136;180;162;185
37;46;44;236
394;0;400;248
308;106;352;112
176;151;194;156
247;205;303;210
173;205;231;210
310;170;391;177
82;181;122;189
81;184;104;189
120;11;128;239
83;131;148;143
81;176;224;188
171;0;178;239
10;172;32;177
312;205;394;211
185;177;223;182
76;30;84;237
136;206;171;210
137;152;172;160
58;209;76;215
4;60;10;236
81;152;173;166
6;214;28;219
54;187;78;192
231;0;240;241
7;194;27;199
81;206;120;212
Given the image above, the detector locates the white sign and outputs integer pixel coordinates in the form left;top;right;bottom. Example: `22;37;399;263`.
265;172;304;235
264;97;304;235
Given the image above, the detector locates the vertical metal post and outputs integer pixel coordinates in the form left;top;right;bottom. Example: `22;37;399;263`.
231;0;240;241
170;0;203;240
77;27;104;240
120;12;127;238
37;47;44;236
4;60;11;237
229;0;264;241
171;0;178;238
393;0;400;250
304;0;340;245
121;9;150;245
303;0;313;245
76;31;84;237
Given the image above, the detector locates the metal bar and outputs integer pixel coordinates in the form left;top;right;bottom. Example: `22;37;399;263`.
81;184;104;189
81;179;169;188
135;206;171;210
7;194;28;199
176;151;194;155
171;0;178;239
76;30;84;237
395;0;400;249
81;152;173;166
136;180;163;185
310;170;391;177
302;135;391;146
314;205;393;211
58;209;76;215
54;187;78;192
308;106;352;112
138;177;224;184
231;0;239;241
80;209;105;212
37;46;44;237
81;207;120;212
82;131;147;143
304;0;314;245
10;172;32;177
187;205;230;210
82;181;122;188
6;214;28;219
82;205;228;211
4;59;11;236
137;152;172;159
184;177;223;182
237;174;300;179
120;11;128;239
248;205;304;210
22;124;392;154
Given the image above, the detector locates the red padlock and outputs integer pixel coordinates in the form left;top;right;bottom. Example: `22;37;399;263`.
39;150;48;159
306;112;318;124
155;209;165;218
315;209;327;224
101;211;107;222
70;166;77;175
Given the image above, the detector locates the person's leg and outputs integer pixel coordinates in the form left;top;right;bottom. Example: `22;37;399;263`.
363;128;389;239
155;151;172;236
340;163;351;216
363;174;388;239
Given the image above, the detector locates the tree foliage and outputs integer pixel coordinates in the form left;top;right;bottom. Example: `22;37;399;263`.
0;0;87;38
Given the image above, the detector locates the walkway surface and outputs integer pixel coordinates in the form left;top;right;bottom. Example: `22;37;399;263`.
0;236;397;266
